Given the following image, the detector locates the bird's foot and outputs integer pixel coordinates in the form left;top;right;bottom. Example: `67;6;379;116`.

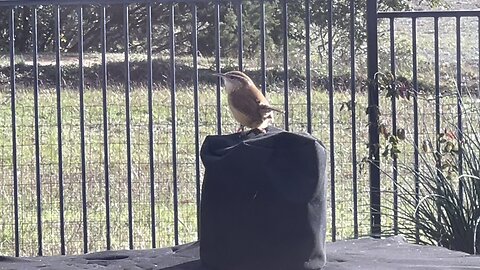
245;128;266;137
238;126;267;139
236;125;245;133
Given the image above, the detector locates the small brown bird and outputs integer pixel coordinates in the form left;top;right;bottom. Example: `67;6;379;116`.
213;71;282;134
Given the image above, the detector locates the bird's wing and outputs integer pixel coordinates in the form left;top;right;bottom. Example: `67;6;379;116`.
229;90;263;119
247;87;283;114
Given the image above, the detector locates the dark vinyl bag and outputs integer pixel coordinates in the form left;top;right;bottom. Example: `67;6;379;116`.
200;128;327;270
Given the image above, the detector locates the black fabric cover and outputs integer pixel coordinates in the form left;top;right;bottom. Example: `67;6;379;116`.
200;127;327;270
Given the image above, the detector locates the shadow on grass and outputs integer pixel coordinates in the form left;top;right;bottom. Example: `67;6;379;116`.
1;58;362;92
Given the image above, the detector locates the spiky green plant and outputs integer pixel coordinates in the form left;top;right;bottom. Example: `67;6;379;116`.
377;74;480;254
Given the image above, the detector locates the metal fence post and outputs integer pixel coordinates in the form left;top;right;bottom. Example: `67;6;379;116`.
366;0;381;238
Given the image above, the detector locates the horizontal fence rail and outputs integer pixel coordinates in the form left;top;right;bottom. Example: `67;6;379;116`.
0;0;216;5
378;10;480;18
0;0;478;257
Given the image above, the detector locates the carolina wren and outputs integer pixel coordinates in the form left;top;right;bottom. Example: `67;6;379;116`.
213;71;282;133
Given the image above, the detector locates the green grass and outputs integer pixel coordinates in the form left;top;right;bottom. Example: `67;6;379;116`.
2;79;477;256
0;51;478;256
375;14;479;95
0;83;375;256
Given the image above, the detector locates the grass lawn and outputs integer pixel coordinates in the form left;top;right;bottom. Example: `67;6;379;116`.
1;81;478;256
0;82;375;255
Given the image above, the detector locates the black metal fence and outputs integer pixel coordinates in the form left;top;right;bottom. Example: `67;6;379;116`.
0;0;479;257
375;8;480;240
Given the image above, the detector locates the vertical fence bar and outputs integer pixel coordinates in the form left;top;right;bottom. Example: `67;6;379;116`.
260;1;266;96
434;17;440;155
100;5;111;251
77;6;88;254
433;17;444;225
349;0;358;239
9;7;20;257
237;1;243;71
455;16;463;203
123;3;134;250
389;18;398;234
366;0;381;237
434;18;441;223
305;0;312;134
54;5;66;255
282;0;289;131
214;2;221;135
327;0;336;241
411;17;420;244
169;3;179;246
146;2;156;248
32;7;43;256
478;16;480;98
191;3;201;237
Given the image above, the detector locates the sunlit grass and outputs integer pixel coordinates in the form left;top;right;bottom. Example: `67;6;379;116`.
0;83;373;256
1;78;478;256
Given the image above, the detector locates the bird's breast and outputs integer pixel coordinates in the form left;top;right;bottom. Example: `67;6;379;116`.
228;102;253;127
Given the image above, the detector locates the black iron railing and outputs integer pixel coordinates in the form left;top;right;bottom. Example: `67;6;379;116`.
0;0;478;257
375;9;480;243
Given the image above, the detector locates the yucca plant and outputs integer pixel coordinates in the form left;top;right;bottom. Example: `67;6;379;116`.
374;72;480;254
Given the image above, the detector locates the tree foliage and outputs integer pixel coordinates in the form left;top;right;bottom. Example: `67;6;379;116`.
0;0;423;57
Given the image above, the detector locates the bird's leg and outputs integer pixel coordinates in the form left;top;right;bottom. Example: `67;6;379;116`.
237;125;249;138
257;127;267;134
236;124;245;133
244;128;266;137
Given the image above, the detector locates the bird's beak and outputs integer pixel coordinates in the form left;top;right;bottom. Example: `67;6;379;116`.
212;73;226;78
